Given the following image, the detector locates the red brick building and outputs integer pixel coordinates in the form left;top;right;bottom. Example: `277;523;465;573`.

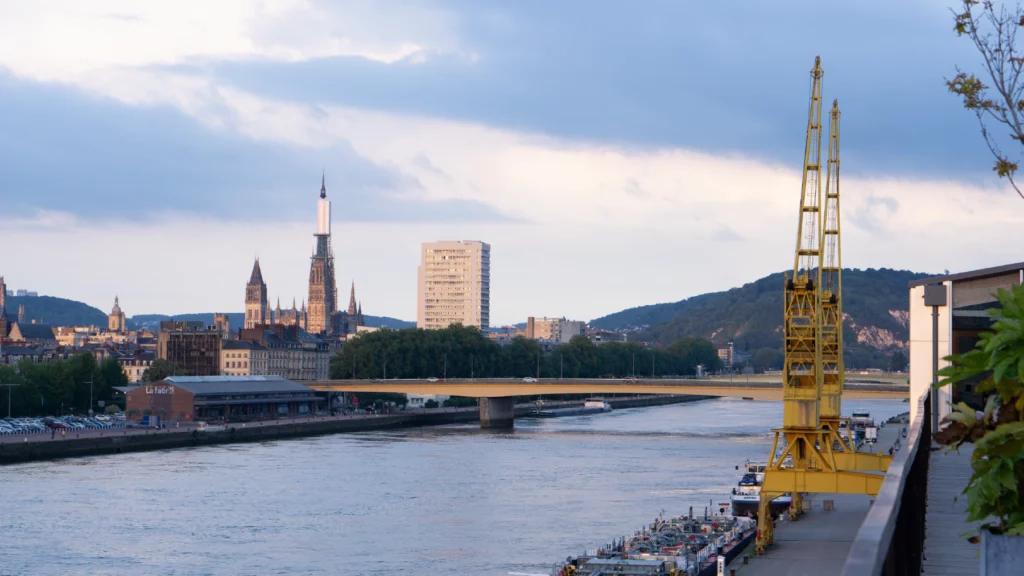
124;376;322;421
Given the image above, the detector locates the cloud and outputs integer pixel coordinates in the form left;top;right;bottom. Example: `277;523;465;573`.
0;73;509;223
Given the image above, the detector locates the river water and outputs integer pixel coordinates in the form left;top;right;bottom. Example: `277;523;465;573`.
3;398;908;575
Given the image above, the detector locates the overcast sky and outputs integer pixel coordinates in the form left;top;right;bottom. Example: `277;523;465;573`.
1;1;1021;325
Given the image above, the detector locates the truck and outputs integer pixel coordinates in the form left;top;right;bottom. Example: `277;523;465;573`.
864;424;878;444
140;415;161;428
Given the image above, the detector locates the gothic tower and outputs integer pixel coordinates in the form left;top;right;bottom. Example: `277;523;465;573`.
348;281;357;315
0;276;8;338
307;174;338;334
245;258;269;329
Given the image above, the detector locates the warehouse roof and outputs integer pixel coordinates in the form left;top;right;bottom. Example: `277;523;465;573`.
160;375;314;396
909;261;1024;288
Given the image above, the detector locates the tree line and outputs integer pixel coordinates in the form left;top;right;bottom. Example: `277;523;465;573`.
0;353;129;417
328;325;723;380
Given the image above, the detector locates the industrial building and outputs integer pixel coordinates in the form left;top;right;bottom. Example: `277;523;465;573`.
123;376;323;421
909;262;1024;424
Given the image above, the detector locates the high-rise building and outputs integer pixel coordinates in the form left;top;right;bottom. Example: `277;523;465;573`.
157;321;222;376
308;175;338;334
108;296;126;332
245;258;269;329
417;240;490;331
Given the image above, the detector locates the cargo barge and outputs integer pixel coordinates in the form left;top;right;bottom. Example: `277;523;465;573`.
554;510;755;576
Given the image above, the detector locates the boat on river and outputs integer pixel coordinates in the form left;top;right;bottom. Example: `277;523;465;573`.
528;400;612;418
729;461;791;519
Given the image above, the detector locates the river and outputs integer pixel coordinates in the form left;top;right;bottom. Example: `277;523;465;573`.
3;398;909;575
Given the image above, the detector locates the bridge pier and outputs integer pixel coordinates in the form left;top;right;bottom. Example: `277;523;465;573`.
479;397;514;429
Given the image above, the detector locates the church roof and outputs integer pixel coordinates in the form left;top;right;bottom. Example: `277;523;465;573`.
248;259;265;286
12;323;57;341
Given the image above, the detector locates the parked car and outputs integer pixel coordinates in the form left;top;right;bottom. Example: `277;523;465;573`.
426;377;439;383
522;377;538;383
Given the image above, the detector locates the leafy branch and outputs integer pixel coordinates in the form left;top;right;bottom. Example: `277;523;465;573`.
947;0;1024;199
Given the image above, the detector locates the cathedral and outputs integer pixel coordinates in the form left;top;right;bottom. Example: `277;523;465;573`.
242;175;364;336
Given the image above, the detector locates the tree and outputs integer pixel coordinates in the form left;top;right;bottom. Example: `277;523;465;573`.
948;0;1024;198
751;348;782;372
890;350;908;372
142;359;179;382
424;399;439;409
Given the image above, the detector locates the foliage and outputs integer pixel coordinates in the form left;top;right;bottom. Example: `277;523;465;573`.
142;359;179;382
444;397;478;408
424;399;439;409
347;392;407;407
615;268;927;370
890;350;909;373
947;0;1024;199
104;404;121;414
935;284;1024;536
328;325;722;380
3;353;125;416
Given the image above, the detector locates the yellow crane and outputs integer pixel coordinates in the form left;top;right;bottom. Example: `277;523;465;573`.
755;58;886;555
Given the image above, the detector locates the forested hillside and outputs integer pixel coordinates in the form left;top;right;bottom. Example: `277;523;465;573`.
4;296;107;327
592;268;930;370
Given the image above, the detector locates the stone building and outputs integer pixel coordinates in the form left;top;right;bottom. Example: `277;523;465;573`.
108;296;127;332
220;339;269;376
238;323;329;381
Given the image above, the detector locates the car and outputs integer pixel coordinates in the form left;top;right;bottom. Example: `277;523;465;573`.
426;377;439;383
522;377;538;383
623;377;638;384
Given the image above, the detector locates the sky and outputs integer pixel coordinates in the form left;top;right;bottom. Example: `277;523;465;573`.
1;0;1022;326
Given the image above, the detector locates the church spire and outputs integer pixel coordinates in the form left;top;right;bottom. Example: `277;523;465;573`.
348;281;357;315
320;171;327;199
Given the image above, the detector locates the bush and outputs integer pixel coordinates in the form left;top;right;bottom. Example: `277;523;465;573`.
424;399;439;409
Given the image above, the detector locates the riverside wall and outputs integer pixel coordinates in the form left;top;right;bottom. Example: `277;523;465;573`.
0;395;713;465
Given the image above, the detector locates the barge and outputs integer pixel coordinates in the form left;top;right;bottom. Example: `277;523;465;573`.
554;510;755;576
528;400;612;418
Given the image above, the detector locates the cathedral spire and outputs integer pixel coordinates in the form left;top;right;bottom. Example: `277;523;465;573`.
320;171;327;199
348;281;357;315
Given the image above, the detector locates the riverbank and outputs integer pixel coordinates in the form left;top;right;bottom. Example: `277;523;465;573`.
0;395;712;464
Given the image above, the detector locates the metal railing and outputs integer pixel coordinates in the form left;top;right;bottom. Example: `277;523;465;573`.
841;390;931;575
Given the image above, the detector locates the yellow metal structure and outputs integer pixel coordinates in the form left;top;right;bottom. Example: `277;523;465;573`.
755;58;889;555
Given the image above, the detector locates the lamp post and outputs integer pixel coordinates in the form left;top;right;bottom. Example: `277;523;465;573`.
85;380;93;417
443;352;447;380
560;354;563;379
924;284;948;432
632;353;635;378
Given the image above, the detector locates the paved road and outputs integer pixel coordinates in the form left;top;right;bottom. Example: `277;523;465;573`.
728;418;909;576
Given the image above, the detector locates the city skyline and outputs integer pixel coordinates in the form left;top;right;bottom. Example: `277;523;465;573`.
2;2;1024;325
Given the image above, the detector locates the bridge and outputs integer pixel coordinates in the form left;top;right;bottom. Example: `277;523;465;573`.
308;378;908;428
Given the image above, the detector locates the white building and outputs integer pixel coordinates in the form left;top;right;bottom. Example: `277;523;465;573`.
406;394;451;408
525;317;584;343
909;262;1024;424
417;240;490;331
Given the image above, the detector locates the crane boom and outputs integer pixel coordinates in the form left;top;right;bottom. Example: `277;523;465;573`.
819;100;848;448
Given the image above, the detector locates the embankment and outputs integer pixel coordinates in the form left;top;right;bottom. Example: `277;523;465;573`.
0;395;712;465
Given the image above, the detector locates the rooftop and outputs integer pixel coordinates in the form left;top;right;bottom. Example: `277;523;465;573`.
908;261;1024;288
161;375;315;396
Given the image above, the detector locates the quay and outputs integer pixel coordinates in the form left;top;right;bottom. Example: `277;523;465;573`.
0;394;711;465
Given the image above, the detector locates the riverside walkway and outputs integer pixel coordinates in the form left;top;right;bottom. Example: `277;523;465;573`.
922;444;979;575
728;418;908;576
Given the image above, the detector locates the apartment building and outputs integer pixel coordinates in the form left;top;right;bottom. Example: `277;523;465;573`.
417;240;490;331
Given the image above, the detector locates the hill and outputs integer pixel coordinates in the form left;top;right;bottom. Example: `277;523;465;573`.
591;268;931;370
3;295;107;327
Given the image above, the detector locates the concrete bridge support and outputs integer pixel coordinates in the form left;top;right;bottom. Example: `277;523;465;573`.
479;397;514;429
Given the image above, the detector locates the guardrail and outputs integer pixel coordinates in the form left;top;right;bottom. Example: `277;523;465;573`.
841;389;931;575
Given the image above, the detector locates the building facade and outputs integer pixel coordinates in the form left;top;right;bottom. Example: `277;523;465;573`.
417;240;491;331
119;351;155;383
157;321;222;376
525;317;584;343
308;176;339;334
108;296;126;332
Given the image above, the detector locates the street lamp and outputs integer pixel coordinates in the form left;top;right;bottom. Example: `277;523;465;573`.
85;380;93;417
443;352;447;380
